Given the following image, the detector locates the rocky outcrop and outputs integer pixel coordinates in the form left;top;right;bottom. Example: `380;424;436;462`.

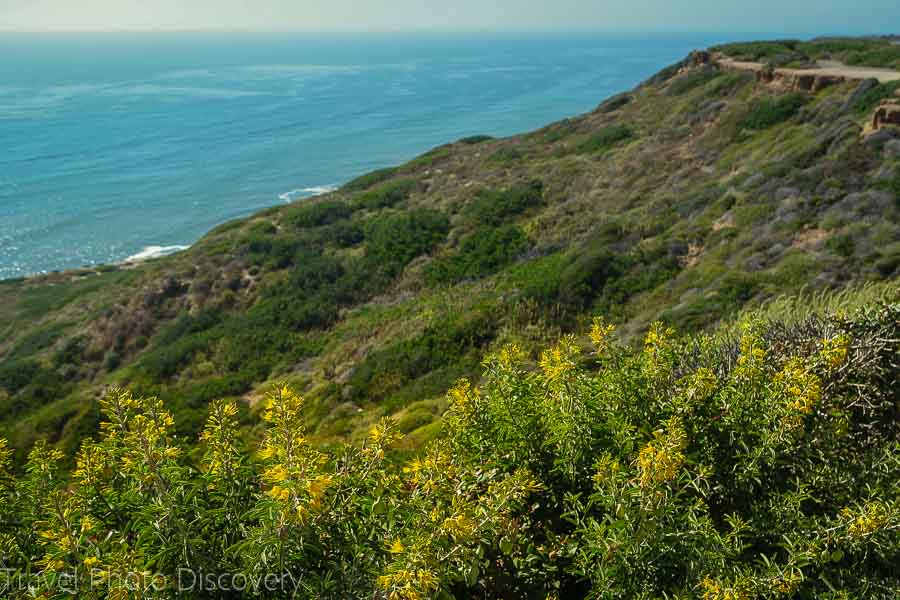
687;50;712;67
744;64;846;92
873;102;900;129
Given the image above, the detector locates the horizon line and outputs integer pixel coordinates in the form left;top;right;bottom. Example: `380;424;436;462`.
0;26;893;37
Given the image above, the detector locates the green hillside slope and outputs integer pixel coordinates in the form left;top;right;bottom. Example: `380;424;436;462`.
2;39;899;462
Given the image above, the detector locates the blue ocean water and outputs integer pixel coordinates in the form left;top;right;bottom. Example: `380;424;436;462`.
1;31;743;279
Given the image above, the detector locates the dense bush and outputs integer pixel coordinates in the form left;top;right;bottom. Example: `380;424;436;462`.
739;93;808;131
488;145;527;164
851;80;900;114
712;40;801;61
0;359;45;394
667;69;723;96
843;47;900;69
352;178;418;211
572;125;633;155
342;167;399;192
364;209;449;275
0;305;896;598
283;200;353;229
799;38;900;69
704;71;753;97
425;225;529;285
457;135;494;145
346;312;496;407
463;181;543;226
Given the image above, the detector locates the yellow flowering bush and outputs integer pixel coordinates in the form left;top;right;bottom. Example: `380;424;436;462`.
0;304;895;598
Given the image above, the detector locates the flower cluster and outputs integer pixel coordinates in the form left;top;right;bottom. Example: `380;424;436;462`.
200;399;241;479
820;334;850;372
636;418;687;488
699;576;752;600
842;501;891;539
539;335;579;383
775;359;822;431
734;321;767;379
589;316;616;356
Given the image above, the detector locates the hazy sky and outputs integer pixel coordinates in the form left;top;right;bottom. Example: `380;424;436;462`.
2;0;898;33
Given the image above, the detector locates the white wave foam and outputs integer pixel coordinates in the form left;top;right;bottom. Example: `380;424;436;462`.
122;84;268;99
278;185;337;203
124;245;189;263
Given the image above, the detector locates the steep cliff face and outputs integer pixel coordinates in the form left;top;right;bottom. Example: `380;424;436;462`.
2;39;899;461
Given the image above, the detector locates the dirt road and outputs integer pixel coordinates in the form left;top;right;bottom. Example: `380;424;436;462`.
719;57;900;84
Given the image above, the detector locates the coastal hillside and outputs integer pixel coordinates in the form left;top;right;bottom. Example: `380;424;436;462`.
2;37;900;461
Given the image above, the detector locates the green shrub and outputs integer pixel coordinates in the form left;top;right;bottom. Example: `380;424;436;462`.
667;69;723;96
464;180;543;226
425;225;529;285
7;324;67;360
826;233;856;257
342;166;399;192
283;200;352;229
572;124;633;154
712;40;802;60
346;312;495;405
705;71;753;96
852;80;900;114
739;93;808;130
457;135;493;145
403;146;451;170
351;178;417;210
0;359;44;394
487;146;527;163
798;37;887;58
241;231;304;269
364;209;449;275
843;46;900;69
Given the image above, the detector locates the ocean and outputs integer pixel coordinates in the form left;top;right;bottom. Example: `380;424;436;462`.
1;31;751;279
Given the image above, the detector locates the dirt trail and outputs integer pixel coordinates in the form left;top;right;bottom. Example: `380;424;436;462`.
719;57;900;84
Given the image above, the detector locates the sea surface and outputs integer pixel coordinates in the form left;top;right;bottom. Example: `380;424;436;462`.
1;31;765;279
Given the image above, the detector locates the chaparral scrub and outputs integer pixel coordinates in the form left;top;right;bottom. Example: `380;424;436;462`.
0;303;896;599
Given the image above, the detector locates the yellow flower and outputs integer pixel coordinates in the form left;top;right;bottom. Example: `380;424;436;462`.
441;513;476;538
497;343;524;368
592;453;621;488
699;576;751;600
267;485;291;502
403;458;422;475
636;419;686;488
83;556;101;569
539;335;578;382
368;418;403;450
589;316;616;355
263;463;289;484
820;334;850;372
775;359;822;431
846;502;890;538
387;538;405;554
308;474;334;504
644;322;674;351
734;320;767;379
